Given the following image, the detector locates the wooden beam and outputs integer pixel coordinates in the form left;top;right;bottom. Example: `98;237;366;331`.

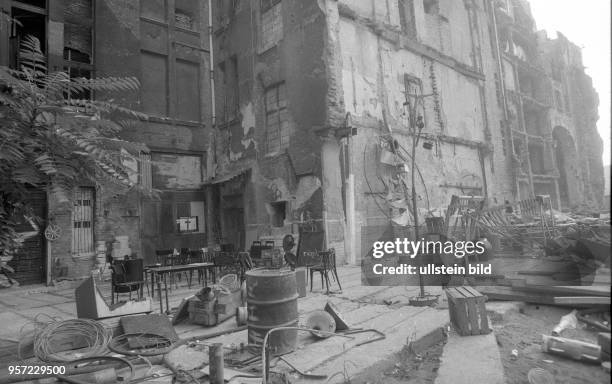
553;297;611;306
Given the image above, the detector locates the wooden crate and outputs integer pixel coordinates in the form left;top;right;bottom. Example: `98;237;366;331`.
445;286;491;336
187;288;243;326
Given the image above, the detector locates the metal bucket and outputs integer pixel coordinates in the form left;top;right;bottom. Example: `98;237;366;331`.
246;269;298;355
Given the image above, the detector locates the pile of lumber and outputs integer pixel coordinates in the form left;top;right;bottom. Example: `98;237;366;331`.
477;282;611;307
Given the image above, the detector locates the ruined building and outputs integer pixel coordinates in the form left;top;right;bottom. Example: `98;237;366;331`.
1;0;212;283
0;0;605;285
209;0;604;265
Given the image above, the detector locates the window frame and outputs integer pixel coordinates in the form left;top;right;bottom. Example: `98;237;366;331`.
264;81;287;155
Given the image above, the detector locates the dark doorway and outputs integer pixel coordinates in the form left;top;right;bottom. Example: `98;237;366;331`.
8;189;47;285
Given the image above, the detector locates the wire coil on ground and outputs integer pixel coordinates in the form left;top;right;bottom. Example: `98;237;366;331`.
33;319;112;363
108;333;175;356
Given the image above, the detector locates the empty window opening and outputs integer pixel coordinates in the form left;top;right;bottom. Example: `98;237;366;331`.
528;143;545;174
268;201;287;227
175;0;198;30
9;7;46;69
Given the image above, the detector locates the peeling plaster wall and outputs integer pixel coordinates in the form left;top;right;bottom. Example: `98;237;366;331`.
330;0;514;261
536;32;604;208
212;0;330;252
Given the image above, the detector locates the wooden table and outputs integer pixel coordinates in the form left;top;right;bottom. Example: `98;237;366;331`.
146;262;215;314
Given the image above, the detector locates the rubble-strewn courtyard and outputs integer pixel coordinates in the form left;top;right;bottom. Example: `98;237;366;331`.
1;0;610;383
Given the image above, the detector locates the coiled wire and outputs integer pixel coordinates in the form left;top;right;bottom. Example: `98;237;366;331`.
30;318;112;363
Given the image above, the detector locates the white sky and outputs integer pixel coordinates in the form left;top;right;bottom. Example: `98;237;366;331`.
528;0;611;166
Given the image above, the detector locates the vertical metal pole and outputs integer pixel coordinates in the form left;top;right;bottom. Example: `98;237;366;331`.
209;343;224;384
206;0;217;246
346;133;356;264
410;108;424;297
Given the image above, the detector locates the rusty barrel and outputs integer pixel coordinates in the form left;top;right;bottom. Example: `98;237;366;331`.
246;269;298;355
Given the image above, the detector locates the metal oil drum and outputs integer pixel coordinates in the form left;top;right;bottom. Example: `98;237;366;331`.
246;268;298;355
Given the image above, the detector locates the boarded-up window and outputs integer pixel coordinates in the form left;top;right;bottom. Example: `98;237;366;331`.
265;82;289;155
260;2;282;52
151;152;203;189
176;59;200;121
141;52;168;115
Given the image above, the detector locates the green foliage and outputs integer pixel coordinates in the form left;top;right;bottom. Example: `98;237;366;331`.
0;36;152;258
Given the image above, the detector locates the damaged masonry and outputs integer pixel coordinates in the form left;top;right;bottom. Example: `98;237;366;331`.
0;0;610;384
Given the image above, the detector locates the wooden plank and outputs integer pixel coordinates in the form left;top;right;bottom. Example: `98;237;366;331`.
511;283;611;297
553;297;611;306
476;286;555;305
450;292;470;336
478;301;491;334
465;298;480;335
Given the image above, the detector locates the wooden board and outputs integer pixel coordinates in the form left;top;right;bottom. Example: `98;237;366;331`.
553;296;611;306
296;231;325;266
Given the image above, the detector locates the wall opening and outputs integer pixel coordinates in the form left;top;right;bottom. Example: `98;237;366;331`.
553;126;579;208
268;201;287;228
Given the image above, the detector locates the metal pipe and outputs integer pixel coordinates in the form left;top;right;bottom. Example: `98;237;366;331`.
208;0;216;131
261;327;354;384
206;0;217;245
209;343;224;384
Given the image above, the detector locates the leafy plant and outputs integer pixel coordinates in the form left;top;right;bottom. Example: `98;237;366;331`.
0;35;152;262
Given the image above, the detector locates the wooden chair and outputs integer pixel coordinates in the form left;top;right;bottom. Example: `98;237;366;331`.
250;241;263;259
237;252;253;282
110;258;144;304
309;249;341;294
190;249;213;286
155;249;174;266
213;251;238;280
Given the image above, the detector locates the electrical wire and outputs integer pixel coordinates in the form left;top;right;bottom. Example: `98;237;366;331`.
391;137;432;213
30;318;112;363
108;333;174;356
362;142;392;219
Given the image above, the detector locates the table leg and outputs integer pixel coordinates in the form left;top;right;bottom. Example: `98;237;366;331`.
151;271;155;298
157;274;163;313
164;273;170;315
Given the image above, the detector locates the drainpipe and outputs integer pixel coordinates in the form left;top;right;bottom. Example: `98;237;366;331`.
345;135;356;265
206;0;217;245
